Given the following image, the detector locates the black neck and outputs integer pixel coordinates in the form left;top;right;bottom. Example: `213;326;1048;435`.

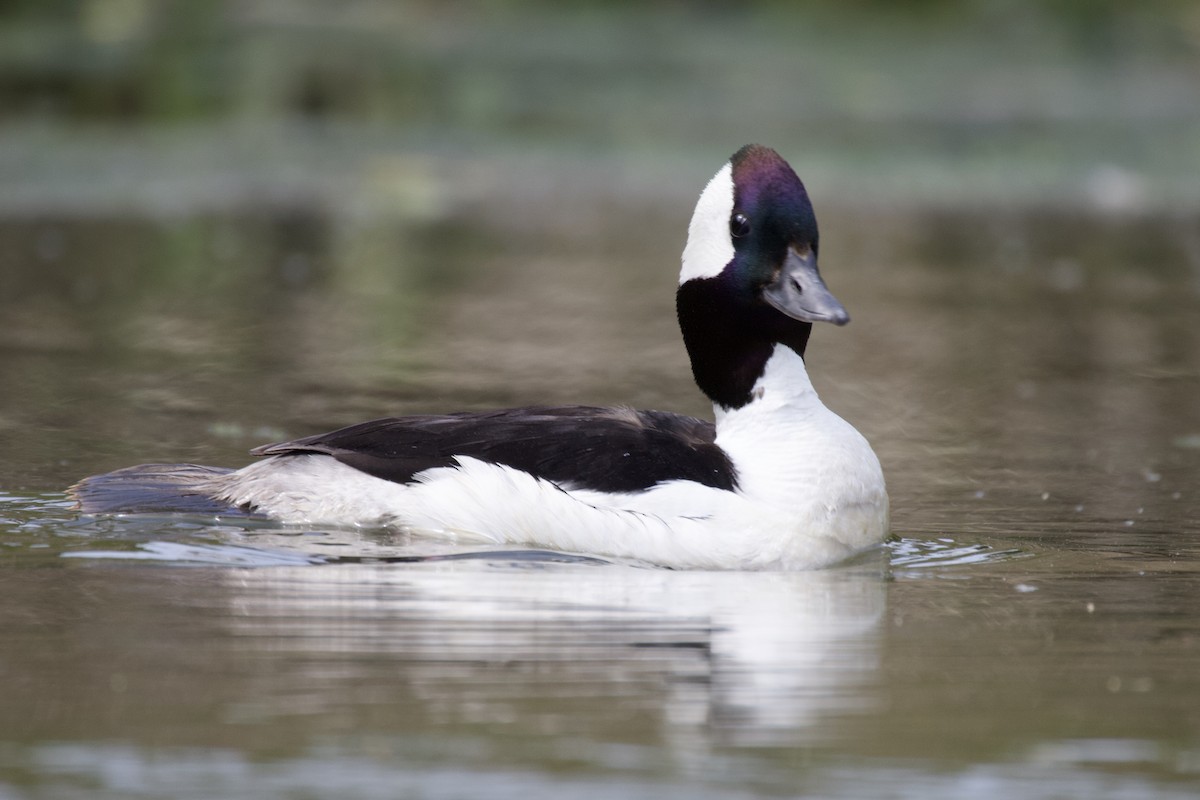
676;276;811;410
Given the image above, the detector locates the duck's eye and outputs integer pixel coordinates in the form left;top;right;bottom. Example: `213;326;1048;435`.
729;212;750;239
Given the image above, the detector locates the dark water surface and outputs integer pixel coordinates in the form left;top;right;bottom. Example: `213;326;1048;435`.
1;174;1199;798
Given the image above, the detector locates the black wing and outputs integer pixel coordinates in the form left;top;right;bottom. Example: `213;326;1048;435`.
251;405;737;494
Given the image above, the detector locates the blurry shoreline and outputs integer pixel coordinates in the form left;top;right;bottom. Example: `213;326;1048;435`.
2;1;1198;220
0;119;1195;222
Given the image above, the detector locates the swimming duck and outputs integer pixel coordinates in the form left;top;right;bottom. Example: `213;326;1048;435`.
71;145;888;570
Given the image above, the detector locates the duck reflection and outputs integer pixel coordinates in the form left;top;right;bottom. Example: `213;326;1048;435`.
215;552;887;752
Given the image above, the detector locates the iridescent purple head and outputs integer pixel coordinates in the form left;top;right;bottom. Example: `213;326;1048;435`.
676;145;849;408
680;144;847;324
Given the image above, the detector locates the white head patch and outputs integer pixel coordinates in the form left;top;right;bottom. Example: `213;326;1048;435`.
679;161;735;284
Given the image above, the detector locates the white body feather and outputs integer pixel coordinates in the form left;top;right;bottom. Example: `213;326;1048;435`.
205;345;887;571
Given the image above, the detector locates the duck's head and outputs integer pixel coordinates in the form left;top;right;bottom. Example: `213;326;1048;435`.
677;145;849;409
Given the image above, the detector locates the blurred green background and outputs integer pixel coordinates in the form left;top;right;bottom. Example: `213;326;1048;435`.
2;0;1199;213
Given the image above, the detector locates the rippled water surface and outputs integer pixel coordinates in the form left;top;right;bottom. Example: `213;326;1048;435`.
2;187;1198;798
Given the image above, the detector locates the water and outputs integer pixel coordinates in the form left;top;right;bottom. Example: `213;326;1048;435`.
1;178;1198;798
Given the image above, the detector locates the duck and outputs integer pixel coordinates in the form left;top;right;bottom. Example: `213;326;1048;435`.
70;145;889;570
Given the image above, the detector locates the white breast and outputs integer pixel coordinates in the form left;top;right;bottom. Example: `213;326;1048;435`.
711;346;888;560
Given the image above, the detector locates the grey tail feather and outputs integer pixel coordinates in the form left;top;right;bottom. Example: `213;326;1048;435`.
69;463;250;516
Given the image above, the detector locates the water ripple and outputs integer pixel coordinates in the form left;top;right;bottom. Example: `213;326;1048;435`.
888;536;1030;569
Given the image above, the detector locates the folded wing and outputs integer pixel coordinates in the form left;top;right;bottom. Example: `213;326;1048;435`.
252;405;737;494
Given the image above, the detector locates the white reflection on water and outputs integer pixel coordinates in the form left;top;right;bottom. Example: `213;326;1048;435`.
217;556;887;751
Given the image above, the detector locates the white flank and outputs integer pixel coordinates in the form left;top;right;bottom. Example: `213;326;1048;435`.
205;344;887;571
679;161;735;283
